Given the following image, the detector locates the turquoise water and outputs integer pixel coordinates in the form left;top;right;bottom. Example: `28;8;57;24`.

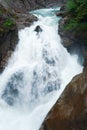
30;7;60;17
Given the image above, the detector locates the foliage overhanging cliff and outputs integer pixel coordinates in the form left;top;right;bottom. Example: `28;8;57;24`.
58;0;87;61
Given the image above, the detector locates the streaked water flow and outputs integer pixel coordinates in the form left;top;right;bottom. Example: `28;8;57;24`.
0;8;83;130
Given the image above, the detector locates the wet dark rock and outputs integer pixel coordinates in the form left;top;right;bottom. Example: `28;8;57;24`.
56;11;65;17
34;25;42;33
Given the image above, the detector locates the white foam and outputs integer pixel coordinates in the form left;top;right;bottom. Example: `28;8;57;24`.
0;8;83;130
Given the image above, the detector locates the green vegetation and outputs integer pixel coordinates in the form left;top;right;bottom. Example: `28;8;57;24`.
66;0;77;12
4;18;15;28
0;4;16;30
65;0;87;30
0;9;3;14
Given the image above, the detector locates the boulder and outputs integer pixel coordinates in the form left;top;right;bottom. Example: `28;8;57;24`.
34;25;42;33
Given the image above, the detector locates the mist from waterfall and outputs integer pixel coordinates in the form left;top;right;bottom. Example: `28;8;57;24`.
0;8;83;130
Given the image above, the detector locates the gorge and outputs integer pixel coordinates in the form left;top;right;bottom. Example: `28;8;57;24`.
0;0;87;130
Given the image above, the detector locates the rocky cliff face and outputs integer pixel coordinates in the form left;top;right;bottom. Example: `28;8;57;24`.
1;0;66;13
1;0;46;13
0;4;18;72
58;16;87;64
0;1;37;72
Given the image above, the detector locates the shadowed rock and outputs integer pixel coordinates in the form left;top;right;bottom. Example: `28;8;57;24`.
34;25;42;33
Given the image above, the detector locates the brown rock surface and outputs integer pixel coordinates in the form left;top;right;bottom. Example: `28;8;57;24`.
0;4;18;72
40;63;87;130
0;0;66;13
0;0;46;13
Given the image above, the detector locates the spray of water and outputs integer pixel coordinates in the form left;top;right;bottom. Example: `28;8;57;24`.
0;8;83;130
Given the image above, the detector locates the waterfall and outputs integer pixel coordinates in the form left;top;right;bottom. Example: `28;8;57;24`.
0;8;83;130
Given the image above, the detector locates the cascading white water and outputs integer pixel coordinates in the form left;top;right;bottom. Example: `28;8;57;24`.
0;8;83;130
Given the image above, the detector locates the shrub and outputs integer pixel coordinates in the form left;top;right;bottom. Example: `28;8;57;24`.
66;0;77;12
65;0;87;30
4;18;15;28
64;19;79;30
